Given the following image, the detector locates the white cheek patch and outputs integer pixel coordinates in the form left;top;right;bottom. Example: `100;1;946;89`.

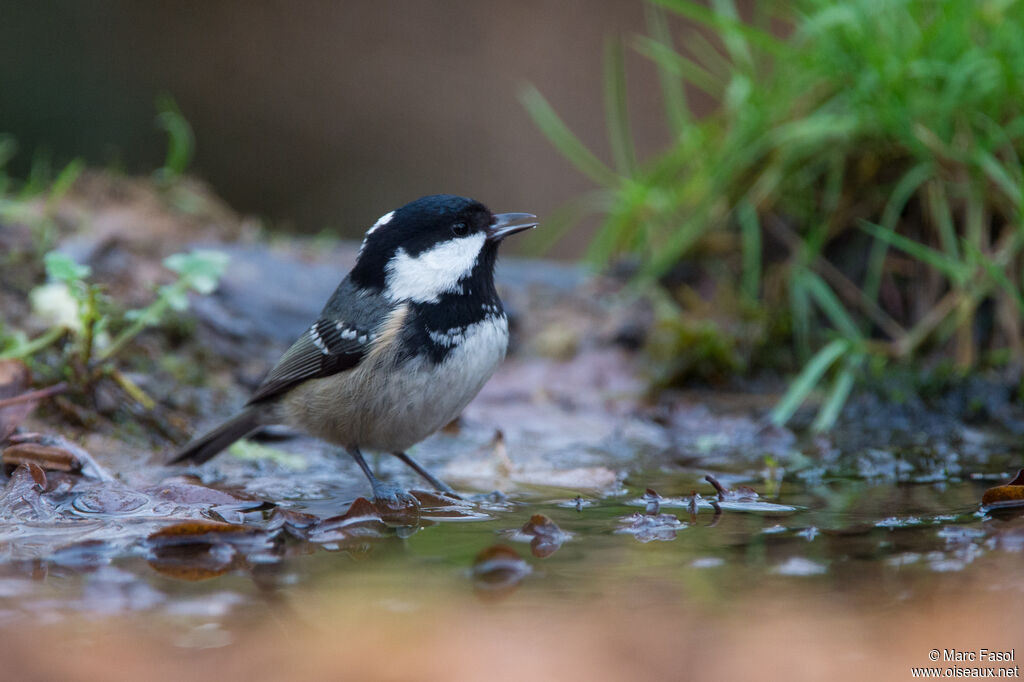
384;232;486;303
358;210;395;255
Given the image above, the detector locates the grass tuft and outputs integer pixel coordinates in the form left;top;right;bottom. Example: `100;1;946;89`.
526;0;1024;429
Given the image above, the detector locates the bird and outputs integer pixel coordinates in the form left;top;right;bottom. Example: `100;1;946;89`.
168;194;538;508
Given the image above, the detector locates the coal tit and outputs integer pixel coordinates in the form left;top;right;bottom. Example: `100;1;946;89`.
169;194;538;507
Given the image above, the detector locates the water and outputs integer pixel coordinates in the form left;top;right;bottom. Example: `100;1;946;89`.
3;365;1023;679
0;465;1017;620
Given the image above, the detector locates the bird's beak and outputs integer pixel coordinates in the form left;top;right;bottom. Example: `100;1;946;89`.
487;213;539;242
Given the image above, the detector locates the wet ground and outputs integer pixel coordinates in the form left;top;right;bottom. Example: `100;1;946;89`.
2;175;1023;680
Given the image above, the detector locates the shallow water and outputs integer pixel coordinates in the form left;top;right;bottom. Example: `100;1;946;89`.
1;462;1020;626
1;442;1023;682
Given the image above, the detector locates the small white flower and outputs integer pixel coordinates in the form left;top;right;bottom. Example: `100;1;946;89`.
30;282;81;332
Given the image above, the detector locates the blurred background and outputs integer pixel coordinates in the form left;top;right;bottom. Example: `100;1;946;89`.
0;0;686;247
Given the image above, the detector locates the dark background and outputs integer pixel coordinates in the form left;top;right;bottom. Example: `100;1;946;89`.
0;1;688;249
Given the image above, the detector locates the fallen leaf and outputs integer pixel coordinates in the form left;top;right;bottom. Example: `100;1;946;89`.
7;433;112;481
519;514;570;558
307;498;393;544
146;521;276;582
471;544;531;601
3;443;82;474
149;520;255;538
0;360;33;442
643;488;662;514
981;469;1024;510
266;507;320;539
143;480;253;505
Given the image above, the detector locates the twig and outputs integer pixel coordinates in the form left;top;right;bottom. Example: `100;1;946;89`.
0;382;68;409
704;473;727;501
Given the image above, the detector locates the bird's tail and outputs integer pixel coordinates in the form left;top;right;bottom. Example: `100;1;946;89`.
167;407;262;465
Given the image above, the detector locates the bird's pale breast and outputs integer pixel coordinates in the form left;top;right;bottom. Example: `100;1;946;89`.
282;311;509;452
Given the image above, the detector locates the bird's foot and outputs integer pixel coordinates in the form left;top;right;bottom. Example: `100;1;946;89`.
371;482;420;511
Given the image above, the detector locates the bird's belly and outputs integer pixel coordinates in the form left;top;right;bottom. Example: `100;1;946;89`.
285;315;508;452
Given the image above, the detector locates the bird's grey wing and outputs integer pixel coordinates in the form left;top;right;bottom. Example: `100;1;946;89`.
246;281;390;404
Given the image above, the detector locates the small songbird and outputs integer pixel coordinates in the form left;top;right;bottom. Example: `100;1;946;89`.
169;195;537;507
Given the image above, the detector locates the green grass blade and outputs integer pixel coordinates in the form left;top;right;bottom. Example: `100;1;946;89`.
632;36;725;97
652;0;788;55
862;162;934;303
709;0;752;69
811;358;857;432
802;271;862;340
0;135;15;165
770;337;850;426
643;4;691;137
963;238;1024;315
155;94;194;178
975;149;1023;207
520;84;619;187
924;181;960;261
736;198;761;299
789;269;811;359
604;37;637;177
860;220;969;283
522;189;612;257
47;159;84;208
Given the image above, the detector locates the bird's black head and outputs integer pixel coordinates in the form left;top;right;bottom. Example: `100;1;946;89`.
350;194;536;303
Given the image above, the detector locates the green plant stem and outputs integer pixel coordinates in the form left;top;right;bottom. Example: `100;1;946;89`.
96;283;183;362
0;326;66;360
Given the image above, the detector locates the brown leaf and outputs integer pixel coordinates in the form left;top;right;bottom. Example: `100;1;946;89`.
982;469;1024;509
143;480;252;505
307;498;393;544
0;360;30;396
0;360;33;442
3;443;82;474
147;543;237;582
23;461;47;489
471;544;531;601
266;507;320;538
146;521;275;581
520;513;568;558
7;433;112;481
148;521;255;539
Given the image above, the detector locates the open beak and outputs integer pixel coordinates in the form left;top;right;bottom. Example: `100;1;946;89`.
487;212;539;242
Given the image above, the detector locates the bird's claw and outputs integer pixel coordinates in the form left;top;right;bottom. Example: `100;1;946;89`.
371;482;420;511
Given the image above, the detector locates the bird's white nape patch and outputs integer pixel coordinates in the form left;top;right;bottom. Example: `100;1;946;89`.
384;232;486;303
367;210;394;236
358;210;395;256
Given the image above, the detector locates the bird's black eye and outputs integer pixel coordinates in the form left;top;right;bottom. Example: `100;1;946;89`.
451;221;469;237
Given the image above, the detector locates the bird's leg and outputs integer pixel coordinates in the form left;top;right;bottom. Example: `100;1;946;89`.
393;451;458;497
348;446;418;509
